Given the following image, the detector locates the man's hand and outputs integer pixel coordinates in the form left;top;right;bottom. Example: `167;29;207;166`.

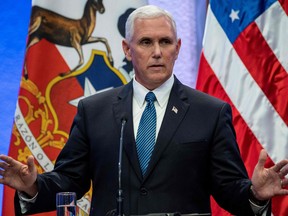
0;154;38;197
251;149;288;200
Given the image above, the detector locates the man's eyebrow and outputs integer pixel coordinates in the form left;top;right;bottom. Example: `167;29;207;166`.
160;36;173;40
139;36;152;40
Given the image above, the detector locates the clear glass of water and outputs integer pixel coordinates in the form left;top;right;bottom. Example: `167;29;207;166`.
56;192;77;216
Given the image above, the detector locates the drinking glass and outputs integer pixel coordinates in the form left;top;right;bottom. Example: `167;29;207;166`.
56;192;77;216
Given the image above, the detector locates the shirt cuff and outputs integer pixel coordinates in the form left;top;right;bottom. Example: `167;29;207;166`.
17;191;38;214
249;199;270;216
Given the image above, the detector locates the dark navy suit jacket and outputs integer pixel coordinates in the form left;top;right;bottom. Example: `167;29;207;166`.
15;76;255;215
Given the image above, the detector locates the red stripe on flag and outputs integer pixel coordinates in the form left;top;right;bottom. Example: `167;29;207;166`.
278;0;288;15
271;195;288;216
196;53;288;215
233;22;288;125
197;53;265;175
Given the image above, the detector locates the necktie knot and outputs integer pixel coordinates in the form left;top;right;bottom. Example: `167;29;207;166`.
145;92;156;103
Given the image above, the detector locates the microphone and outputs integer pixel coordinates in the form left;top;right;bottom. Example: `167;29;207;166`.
116;114;128;216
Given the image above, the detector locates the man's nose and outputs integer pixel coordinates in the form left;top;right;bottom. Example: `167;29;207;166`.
152;43;162;58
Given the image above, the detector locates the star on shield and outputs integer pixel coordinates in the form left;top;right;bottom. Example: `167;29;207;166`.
69;77;113;107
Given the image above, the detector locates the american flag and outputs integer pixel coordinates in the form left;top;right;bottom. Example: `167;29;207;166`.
197;0;288;215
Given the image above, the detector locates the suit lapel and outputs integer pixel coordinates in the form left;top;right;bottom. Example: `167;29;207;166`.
113;78;190;182
113;82;143;181
144;78;190;180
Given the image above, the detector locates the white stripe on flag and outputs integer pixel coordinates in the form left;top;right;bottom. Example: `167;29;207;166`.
255;1;288;73
203;5;288;163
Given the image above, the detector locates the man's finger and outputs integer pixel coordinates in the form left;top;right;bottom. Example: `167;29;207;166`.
278;163;288;178
272;159;288;173
0;155;12;165
27;155;36;173
257;149;268;168
0;161;8;170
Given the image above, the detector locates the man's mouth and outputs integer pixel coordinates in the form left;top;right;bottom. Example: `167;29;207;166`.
149;64;164;68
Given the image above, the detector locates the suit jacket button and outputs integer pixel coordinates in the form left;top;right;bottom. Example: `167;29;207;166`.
140;187;148;196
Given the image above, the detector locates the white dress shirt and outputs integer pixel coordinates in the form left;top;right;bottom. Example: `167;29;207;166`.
132;75;174;140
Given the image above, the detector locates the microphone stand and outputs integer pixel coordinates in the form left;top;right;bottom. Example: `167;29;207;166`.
116;118;127;216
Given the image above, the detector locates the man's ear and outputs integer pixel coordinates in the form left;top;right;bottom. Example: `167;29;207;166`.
175;38;182;60
122;40;132;61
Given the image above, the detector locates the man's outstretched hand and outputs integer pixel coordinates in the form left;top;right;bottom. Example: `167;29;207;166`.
0;154;38;197
251;149;288;201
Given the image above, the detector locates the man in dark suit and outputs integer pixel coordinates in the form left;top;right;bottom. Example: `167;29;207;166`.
1;5;288;216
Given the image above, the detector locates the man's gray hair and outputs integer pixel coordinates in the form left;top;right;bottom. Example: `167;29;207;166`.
125;5;177;42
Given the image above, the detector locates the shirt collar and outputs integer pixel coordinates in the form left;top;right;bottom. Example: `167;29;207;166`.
133;75;174;108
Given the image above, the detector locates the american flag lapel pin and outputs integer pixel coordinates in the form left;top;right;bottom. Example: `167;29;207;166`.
172;106;178;114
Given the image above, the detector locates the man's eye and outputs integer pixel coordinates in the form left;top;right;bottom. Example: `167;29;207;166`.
139;39;152;46
160;39;172;45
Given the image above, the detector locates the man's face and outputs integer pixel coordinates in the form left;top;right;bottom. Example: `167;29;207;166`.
122;16;181;90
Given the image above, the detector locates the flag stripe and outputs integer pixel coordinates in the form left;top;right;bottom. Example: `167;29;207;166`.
196;53;266;175
255;1;288;73
233;22;288;125
202;5;288;163
278;0;288;15
198;51;288;216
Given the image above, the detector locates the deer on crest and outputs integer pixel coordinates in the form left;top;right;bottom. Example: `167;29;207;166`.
24;0;113;79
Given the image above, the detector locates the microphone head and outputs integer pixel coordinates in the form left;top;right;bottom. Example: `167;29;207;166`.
121;113;128;123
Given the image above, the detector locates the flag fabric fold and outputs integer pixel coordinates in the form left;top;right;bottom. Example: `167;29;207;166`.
197;0;288;215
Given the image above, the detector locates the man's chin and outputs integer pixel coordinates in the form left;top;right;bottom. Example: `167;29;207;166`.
148;74;171;88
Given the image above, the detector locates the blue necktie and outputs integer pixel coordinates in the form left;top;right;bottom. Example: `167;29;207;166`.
136;92;157;175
